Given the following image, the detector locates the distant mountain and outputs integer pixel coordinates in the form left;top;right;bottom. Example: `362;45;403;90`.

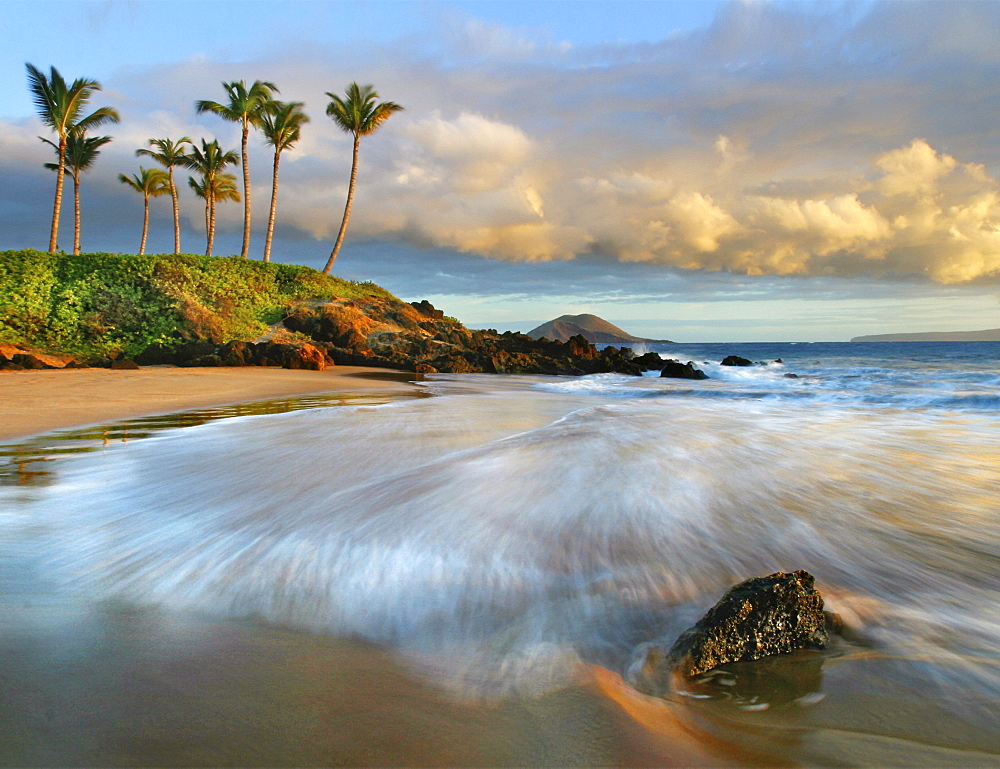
527;314;672;344
851;328;1000;342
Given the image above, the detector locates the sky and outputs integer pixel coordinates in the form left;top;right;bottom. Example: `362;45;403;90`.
2;0;1000;342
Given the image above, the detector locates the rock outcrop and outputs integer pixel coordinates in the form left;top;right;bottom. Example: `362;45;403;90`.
9;296;687;380
659;360;709;380
721;355;753;367
0;344;74;370
674;571;828;677
628;571;828;697
279;299;646;376
127;299;651;377
632;352;666;371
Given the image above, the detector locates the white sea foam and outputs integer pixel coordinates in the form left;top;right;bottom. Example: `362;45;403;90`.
1;378;992;705
3;345;999;715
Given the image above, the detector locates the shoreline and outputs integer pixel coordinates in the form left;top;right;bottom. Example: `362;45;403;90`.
0;365;418;443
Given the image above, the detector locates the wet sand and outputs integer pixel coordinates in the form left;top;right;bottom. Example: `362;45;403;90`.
0;365;418;442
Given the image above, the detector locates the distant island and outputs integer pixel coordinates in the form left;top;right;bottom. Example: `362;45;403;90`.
851;328;1000;342
527;314;672;344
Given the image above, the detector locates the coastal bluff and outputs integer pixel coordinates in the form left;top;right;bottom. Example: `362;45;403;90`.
851;328;1000;342
0;251;675;378
527;314;672;345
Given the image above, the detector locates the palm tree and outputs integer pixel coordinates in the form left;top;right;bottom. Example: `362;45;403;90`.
137;137;192;254
183;139;240;257
195;80;279;259
260;101;309;262
43;132;112;254
118;167;170;255
26;63;120;253
188;173;240;257
321;83;403;275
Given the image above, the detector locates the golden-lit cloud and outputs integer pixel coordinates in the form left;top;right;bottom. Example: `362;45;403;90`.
4;1;1000;289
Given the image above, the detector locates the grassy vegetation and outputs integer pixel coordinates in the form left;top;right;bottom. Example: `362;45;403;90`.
0;249;397;359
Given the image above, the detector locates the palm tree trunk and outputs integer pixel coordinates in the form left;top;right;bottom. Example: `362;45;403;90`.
208;197;216;257
48;138;66;252
204;197;211;257
322;133;360;275
263;149;281;262
240;122;251;259
73;174;81;255
140;195;150;255
169;167;181;254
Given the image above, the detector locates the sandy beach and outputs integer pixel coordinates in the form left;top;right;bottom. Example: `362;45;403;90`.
0;365;417;442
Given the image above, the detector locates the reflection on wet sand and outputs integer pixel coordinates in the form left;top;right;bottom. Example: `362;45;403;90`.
0;389;425;488
0;607;675;767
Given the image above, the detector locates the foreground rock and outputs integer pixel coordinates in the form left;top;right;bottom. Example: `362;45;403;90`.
630;571;828;694
669;570;828;677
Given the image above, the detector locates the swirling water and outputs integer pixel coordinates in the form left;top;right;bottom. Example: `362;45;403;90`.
1;342;998;765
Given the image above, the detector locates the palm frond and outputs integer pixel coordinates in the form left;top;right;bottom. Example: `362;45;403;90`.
325;82;403;137
73;106;119;132
261;101;309;151
196;80;280;127
213;173;241;203
63;134;113;175
137;136;193;167
26;63;111;136
195;99;237;121
25;63;59;130
188;175;208;199
188;171;240;203
182;138;239;174
119;166;170;196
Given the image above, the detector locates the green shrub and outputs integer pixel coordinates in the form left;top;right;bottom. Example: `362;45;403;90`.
0;249;398;358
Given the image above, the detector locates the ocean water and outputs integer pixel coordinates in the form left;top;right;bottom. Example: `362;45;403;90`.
1;342;998;765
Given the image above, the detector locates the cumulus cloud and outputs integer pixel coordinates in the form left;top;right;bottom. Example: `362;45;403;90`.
877;139;959;198
4;0;1000;288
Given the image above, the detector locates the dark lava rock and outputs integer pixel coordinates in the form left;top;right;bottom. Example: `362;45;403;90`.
410;300;445;320
598;346;642;376
134;342;175;365
274;299;655;378
137;340;216;366
1;347;75;369
180;354;222;367
565;334;598;359
10;353;49;369
632;352;666;371
659;360;708;380
721;355;753;367
218;340;253;366
254;341;327;370
669;570;827;677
